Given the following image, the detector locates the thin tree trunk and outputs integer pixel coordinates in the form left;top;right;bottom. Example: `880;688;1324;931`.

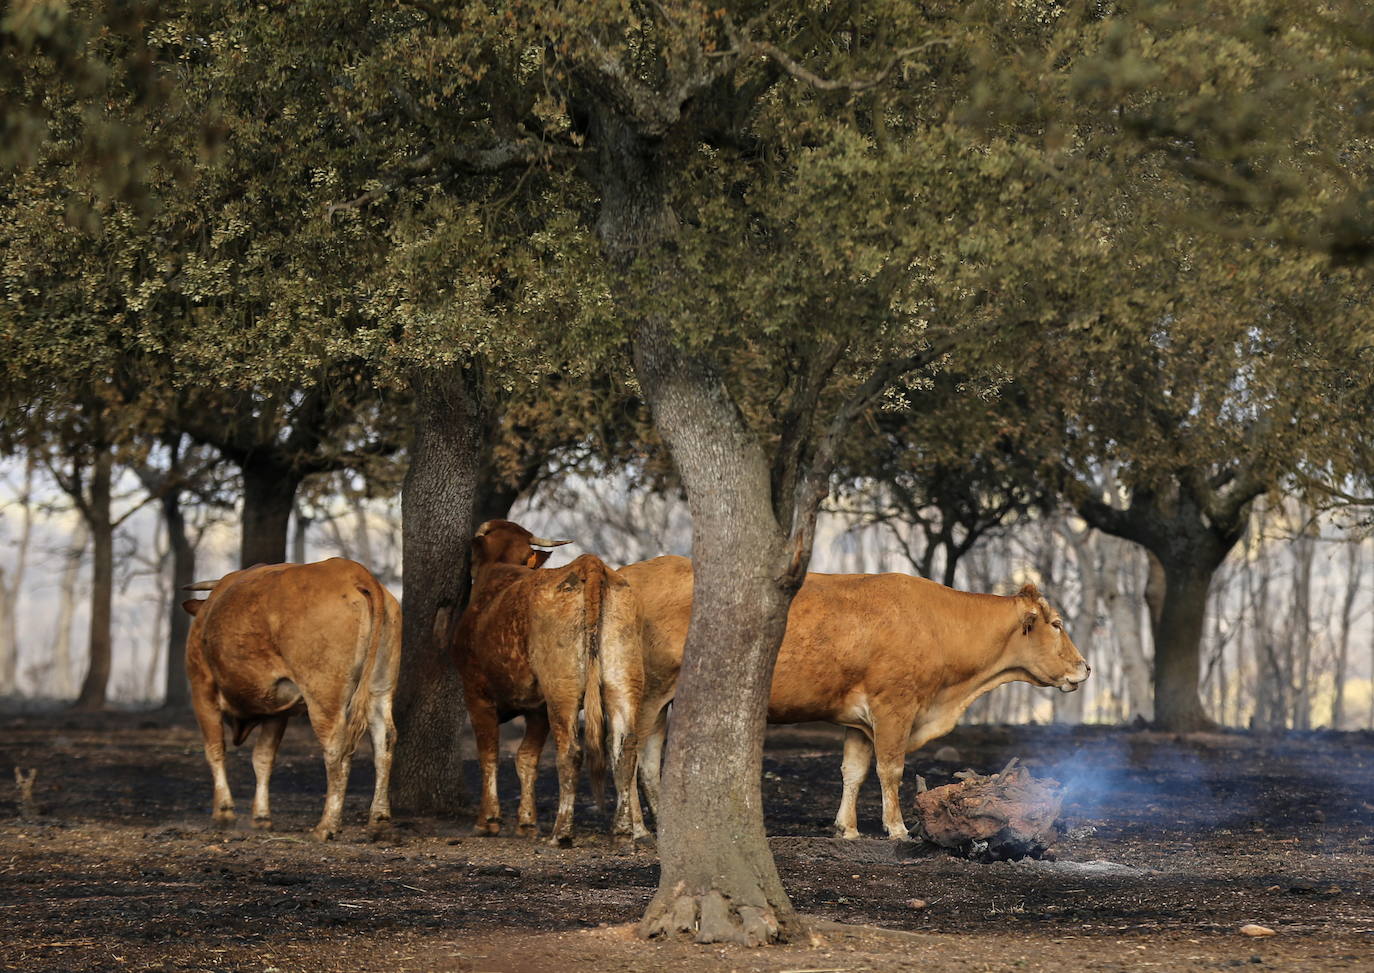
74;447;114;711
292;504;310;564
162;487;194;710
1290;520;1316;731
0;456;35;694
52;522;89;700
239;459;300;568
1106;544;1153;722
390;365;483;814
1332;541;1362;730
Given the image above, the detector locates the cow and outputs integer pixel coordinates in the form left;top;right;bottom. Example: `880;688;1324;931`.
618;556;1090;840
180;558;401;841
453;520;647;847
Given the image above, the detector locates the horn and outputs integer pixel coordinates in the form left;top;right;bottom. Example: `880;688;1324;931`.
527;536;573;548
183;580;220;591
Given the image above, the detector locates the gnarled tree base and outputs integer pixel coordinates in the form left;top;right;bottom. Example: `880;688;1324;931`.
639;883;804;946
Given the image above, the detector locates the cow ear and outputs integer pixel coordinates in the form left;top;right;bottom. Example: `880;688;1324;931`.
1016;582;1040;600
1020;606;1038;636
529;550;552;569
181;599;204;617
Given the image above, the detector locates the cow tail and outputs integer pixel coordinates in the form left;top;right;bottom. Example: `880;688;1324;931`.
581;559;607;808
346;575;386;750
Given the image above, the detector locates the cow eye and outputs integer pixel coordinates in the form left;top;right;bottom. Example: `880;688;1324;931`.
1051;619;1063;630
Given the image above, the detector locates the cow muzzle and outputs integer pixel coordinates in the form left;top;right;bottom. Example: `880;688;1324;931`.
1057;662;1091;693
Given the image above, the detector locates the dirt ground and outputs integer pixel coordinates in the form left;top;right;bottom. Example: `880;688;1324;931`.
1;712;1371;973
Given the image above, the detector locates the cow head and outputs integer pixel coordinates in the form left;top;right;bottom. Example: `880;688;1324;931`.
1011;583;1090;693
471;520;572;572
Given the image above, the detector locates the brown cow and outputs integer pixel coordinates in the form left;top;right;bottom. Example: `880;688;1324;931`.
619;556;1089;840
181;558;401;841
454;520;647;846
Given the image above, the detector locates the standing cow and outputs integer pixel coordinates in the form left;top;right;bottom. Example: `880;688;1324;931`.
620;556;1090;840
454;520;647;847
181;558;401;841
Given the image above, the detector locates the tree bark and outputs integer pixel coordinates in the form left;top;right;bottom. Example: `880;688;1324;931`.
0;456;35;694
73;447;114;711
588;107;804;944
390;364;484;814
1151;558;1220;732
51;522;88;700
632;320;803;946
1332;540;1362;730
1078;480;1258;732
239;458;300;568
161;487;194;710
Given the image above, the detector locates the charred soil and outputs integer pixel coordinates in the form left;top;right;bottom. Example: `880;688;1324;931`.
1;714;1371;972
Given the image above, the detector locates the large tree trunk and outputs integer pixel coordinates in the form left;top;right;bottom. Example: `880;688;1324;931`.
390;365;483;814
239;458;300;568
632;321;803;946
161;488;194;710
73;448;114;711
592;109;803;944
1151;558;1220;732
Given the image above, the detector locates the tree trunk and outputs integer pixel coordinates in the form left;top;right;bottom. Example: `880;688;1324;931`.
1151;559;1219;732
1290;522;1316;731
292;504;310;564
1105;542;1153;722
1332;541;1362;730
0;456;35;694
390;365;483;814
239;458;300;568
52;522;88;700
162;487;194;710
74;448;114;711
632;321;803;946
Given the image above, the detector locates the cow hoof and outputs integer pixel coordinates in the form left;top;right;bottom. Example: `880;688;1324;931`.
886;829;911;841
515;823;538;838
252;817;272;831
366;821;392;843
546;834;573;848
212;812;237;830
472;820;501;837
311;825;337;842
832;825;860;840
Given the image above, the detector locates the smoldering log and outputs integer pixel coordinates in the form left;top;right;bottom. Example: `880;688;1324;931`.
912;758;1064;862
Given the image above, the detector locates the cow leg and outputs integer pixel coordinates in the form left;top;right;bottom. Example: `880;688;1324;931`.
833;727;873;840
515;709;550;838
250;715;289;830
365;692;398;839
873;720;911;840
604;690;643;847
546;704;582;847
469;700;503;836
307;700;367;842
191;685;235;829
635;702;668;825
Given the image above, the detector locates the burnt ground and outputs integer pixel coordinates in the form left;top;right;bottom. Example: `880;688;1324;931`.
1;713;1371;973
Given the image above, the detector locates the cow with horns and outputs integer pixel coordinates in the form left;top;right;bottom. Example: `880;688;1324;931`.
453;520;648;847
181;558;401;840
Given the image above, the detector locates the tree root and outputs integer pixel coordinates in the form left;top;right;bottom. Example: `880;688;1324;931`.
638;885;795;946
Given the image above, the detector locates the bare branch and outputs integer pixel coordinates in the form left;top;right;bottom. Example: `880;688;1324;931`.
748;37;953;93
